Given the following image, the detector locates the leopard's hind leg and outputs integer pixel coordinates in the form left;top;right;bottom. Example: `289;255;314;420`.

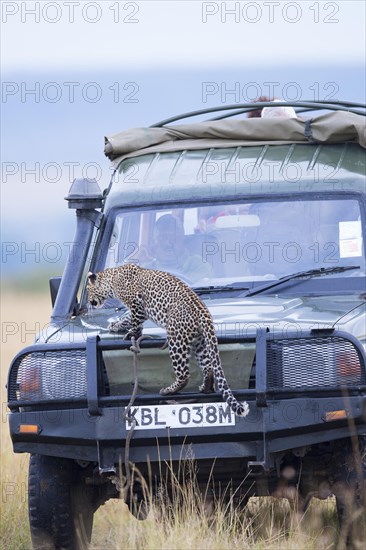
159;332;192;395
192;336;214;393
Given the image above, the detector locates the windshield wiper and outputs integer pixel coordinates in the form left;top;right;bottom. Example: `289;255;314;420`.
244;265;360;297
193;284;250;295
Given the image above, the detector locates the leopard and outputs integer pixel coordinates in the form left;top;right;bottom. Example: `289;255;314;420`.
87;263;249;417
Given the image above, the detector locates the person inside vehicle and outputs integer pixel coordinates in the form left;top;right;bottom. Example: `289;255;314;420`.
247;95;296;118
147;213;212;282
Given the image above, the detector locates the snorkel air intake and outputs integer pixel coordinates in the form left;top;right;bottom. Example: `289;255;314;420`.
50;178;103;324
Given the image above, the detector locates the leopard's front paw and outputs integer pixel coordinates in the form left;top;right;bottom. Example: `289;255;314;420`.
108;319;130;333
108;312;132;334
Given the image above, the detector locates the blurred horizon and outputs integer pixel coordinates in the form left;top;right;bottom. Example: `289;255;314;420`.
1;1;365;281
2;65;365;280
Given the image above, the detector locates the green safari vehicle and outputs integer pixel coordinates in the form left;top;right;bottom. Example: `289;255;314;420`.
7;101;366;549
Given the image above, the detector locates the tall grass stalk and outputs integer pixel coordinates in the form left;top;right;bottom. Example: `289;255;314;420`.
90;461;340;550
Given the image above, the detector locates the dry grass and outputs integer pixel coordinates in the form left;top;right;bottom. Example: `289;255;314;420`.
89;487;340;550
0;288;353;550
1;289;51;550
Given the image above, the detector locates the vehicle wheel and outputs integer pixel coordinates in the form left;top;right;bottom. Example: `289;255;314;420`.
333;437;366;548
28;454;97;550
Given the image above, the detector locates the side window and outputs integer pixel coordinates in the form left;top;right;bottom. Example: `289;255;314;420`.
105;216;123;268
308;199;364;267
105;212;143;268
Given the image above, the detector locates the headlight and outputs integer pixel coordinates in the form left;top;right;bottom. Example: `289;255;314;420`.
9;350;87;403
267;336;366;389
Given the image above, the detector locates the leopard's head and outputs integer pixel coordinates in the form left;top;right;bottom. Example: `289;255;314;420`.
87;271;113;308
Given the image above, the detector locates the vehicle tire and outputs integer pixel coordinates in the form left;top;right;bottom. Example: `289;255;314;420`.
28;454;97;550
333;437;366;548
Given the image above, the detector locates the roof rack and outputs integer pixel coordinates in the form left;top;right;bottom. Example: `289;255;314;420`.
150;100;366;127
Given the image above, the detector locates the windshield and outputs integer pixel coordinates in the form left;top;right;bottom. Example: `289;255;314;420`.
101;198;365;289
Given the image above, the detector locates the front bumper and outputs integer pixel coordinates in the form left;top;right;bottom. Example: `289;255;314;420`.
7;328;366;471
9;393;366;471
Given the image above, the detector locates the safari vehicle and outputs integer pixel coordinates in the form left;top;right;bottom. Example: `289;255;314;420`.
7;101;366;549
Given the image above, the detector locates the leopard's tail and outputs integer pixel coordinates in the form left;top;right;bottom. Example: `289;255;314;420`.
215;357;250;417
209;337;250;418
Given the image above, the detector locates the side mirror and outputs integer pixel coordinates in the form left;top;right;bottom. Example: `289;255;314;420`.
49;277;79;315
49;277;62;307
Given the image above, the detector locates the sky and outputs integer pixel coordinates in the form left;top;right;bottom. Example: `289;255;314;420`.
1;1;365;69
1;0;365;277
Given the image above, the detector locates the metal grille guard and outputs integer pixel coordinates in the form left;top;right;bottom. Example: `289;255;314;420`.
7;329;366;416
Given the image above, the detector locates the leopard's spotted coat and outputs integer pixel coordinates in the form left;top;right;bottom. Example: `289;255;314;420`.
87;264;249;417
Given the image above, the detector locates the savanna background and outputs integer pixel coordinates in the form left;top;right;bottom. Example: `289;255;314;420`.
1;1;365;548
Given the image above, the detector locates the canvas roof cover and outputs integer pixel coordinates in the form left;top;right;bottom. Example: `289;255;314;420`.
105;111;366;163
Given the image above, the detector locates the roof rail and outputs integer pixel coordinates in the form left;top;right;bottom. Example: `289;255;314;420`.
150;100;366;128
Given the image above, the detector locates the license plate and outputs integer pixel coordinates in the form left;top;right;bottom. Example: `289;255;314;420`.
125;403;236;430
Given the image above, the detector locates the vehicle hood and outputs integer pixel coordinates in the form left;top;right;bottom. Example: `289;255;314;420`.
208;295;365;330
43;294;366;344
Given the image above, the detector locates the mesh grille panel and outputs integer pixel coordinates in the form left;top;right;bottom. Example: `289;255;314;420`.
8;350;87;403
267;336;366;389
